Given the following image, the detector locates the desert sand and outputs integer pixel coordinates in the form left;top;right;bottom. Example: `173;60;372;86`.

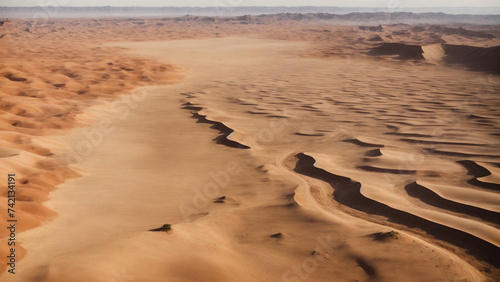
0;14;499;282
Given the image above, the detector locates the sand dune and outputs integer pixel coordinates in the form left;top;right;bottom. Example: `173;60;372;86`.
442;44;500;73
182;102;251;149
368;42;425;60
0;16;499;281
368;42;500;73
406;181;500;218
0;18;180;275
294;152;500;266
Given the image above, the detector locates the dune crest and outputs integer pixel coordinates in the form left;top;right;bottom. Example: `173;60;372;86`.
368;42;500;73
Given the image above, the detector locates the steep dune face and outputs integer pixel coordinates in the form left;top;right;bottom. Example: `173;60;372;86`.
367;43;424;60
442;44;500;74
369;42;500;74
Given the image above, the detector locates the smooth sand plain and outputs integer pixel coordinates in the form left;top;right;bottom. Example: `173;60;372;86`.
0;17;499;281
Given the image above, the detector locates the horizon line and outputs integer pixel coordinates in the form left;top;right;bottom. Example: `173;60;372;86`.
2;6;500;8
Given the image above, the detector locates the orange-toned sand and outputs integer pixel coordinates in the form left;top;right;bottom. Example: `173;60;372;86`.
0;17;499;281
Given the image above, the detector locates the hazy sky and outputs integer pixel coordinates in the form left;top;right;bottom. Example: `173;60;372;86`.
2;0;500;7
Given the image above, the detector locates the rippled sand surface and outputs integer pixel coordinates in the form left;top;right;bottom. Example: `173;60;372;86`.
0;17;499;281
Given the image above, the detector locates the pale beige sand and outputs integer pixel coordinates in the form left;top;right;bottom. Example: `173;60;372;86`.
0;18;180;273
0;18;500;281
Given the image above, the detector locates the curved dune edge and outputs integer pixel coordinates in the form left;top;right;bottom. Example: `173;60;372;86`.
459;160;500;191
415;180;500;214
266;152;486;280
343;138;385;148
359;147;464;177
0;41;180;273
292;152;500;270
405;181;500;225
182;101;250;149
